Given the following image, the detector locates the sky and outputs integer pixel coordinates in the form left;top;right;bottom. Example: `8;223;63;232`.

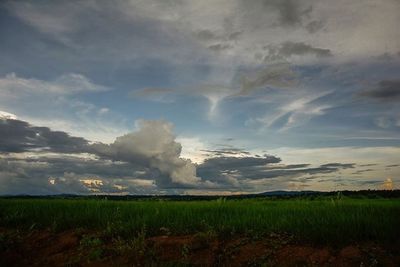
0;0;399;195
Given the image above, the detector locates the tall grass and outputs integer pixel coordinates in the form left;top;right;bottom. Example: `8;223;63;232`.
0;197;399;244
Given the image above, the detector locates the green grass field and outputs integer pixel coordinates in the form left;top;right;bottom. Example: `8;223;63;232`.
1;196;399;244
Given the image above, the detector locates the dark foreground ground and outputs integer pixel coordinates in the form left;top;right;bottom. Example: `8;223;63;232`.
1;192;399;266
1;228;399;267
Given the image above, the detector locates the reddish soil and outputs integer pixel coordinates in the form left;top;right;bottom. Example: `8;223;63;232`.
1;228;399;266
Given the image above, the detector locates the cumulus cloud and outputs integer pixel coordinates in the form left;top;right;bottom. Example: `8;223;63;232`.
89;120;201;187
0;111;18;120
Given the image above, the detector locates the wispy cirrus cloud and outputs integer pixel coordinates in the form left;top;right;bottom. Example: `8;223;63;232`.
0;73;109;98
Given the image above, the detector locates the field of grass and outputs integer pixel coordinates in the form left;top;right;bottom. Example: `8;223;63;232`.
1;196;399;244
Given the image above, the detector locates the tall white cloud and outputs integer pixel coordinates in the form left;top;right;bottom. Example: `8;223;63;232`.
92;120;201;186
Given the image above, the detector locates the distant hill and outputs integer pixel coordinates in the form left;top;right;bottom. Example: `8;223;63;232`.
257;190;322;196
1;189;399;200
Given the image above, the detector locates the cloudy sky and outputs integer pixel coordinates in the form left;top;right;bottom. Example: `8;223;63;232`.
0;0;399;195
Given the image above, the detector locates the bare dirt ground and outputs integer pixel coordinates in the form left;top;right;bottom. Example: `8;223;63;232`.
1;228;399;267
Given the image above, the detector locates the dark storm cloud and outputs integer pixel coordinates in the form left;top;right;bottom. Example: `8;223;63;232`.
0;157;166;195
386;164;400;168
0;118;89;153
12;155;147;179
361;80;400;100
351;169;374;175
0;157;89;195
356;180;382;186
196;155;280;186
199;155;281;170
359;163;377;167
0;156;159;195
197;156;356;185
238;164;354;180
201;148;251;156
319;163;355;169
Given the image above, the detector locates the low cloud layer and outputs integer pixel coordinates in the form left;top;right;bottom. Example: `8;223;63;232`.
197;154;356;188
0;118;89;153
0;117;375;195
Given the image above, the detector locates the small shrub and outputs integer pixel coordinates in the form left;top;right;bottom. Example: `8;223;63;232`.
80;235;103;248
